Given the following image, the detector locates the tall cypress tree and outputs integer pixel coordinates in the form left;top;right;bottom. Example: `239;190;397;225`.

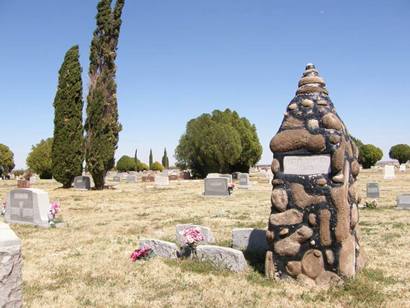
162;148;169;169
85;0;125;189
52;46;84;188
149;149;153;169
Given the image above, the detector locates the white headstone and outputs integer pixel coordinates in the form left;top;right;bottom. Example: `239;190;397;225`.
154;175;169;187
5;188;50;227
283;155;331;175
399;164;406;172
126;175;137;183
238;173;251;188
384;165;395;179
220;174;233;184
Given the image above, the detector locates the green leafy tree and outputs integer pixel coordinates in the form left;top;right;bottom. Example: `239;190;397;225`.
175;109;262;178
151;161;164;172
0;144;15;177
162;148;169;169
137;162;149;171
27;138;53;179
389;144;410;164
116;155;137;172
85;0;125;189
359;144;383;169
51;45;84;188
149;149;153;169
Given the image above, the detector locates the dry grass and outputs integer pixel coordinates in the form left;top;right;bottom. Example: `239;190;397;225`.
1;170;410;307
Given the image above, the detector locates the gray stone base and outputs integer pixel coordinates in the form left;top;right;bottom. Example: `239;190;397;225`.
0;223;22;308
232;228;268;257
139;239;178;259
196;245;247;272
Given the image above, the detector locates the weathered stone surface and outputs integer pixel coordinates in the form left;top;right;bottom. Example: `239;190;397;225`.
270;209;303;226
307;119;319;129
299;76;325;87
279;228;289;237
297;273;316;287
330;177;350;242
196;245;247;272
320;209;332;246
274;226;313;256
332;172;345;183
0;223;22;308
271;159;280;173
139;239;178;259
286;261;302;277
322;113;344;130
271;188;288;212
281;116;304;129
266;230;275;244
265;250;276;280
308;213;317;225
329;134;341;144
339;234;356;278
316;177;327;186
176;224;215;246
290;183;326;209
332;142;346;174
272;179;284;186
288;103;298;110
232;228;268;256
297;84;328;96
350;204;358;229
317;99;328;106
325;249;335;265
302;249;325;279
316;271;343;287
349;182;360;204
301;99;314;108
351;160;360;177
270;129;326;153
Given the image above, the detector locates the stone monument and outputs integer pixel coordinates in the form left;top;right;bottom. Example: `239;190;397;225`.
265;64;365;285
73;176;91;190
5;188;50;227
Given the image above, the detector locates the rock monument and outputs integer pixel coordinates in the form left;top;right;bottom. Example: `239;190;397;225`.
265;64;365;286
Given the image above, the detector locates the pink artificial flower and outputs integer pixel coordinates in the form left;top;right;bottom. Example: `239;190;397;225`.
182;227;204;245
130;245;152;262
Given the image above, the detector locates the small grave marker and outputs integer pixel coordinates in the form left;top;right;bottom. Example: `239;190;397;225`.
237;173;251;188
397;194;410;210
366;182;380;199
400;164;406;172
384;165;395;179
126;175;137;183
204;178;229;196
73;176;91;190
5;188;50;227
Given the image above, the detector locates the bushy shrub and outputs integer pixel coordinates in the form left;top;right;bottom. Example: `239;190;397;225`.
116;155;137;172
151;161;164;172
26;138;53;179
13;169;25;177
175;109;262;178
137;162;149;171
359;144;383;169
389;144;410;164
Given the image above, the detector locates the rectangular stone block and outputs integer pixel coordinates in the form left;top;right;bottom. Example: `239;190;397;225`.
196;245;247;272
366;182;380;198
139;239;178;259
237;173;251;188
384;165;395;179
73;176;91;190
176;224;215;247
204;178;229;196
0;223;22;308
283;155;331;175
126;175;137;183
5;188;50;227
397;193;410;210
232;228;268;256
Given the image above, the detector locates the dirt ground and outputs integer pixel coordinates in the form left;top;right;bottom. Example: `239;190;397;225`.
1;169;409;307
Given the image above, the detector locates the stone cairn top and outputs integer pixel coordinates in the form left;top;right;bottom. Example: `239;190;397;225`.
265;64;365;287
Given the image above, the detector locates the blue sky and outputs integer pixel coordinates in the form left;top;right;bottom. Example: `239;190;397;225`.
1;0;409;168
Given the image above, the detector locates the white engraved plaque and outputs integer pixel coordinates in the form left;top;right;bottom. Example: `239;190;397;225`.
283;155;331;175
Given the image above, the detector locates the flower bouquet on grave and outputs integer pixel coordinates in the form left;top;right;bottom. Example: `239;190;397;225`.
130;245;155;262
228;183;235;195
179;227;204;258
48;201;61;227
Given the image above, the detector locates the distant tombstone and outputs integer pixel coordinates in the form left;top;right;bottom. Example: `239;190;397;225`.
73;176;91;190
113;175;121;182
126;175;137;183
220;174;233;184
232;172;240;180
204;178;229;196
5;188;50;227
366;182;380;198
238;173;251;188
154;175;169;187
206;173;220;178
384;165;395;179
400;164;406;172
29;176;38;184
397;194;410;210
